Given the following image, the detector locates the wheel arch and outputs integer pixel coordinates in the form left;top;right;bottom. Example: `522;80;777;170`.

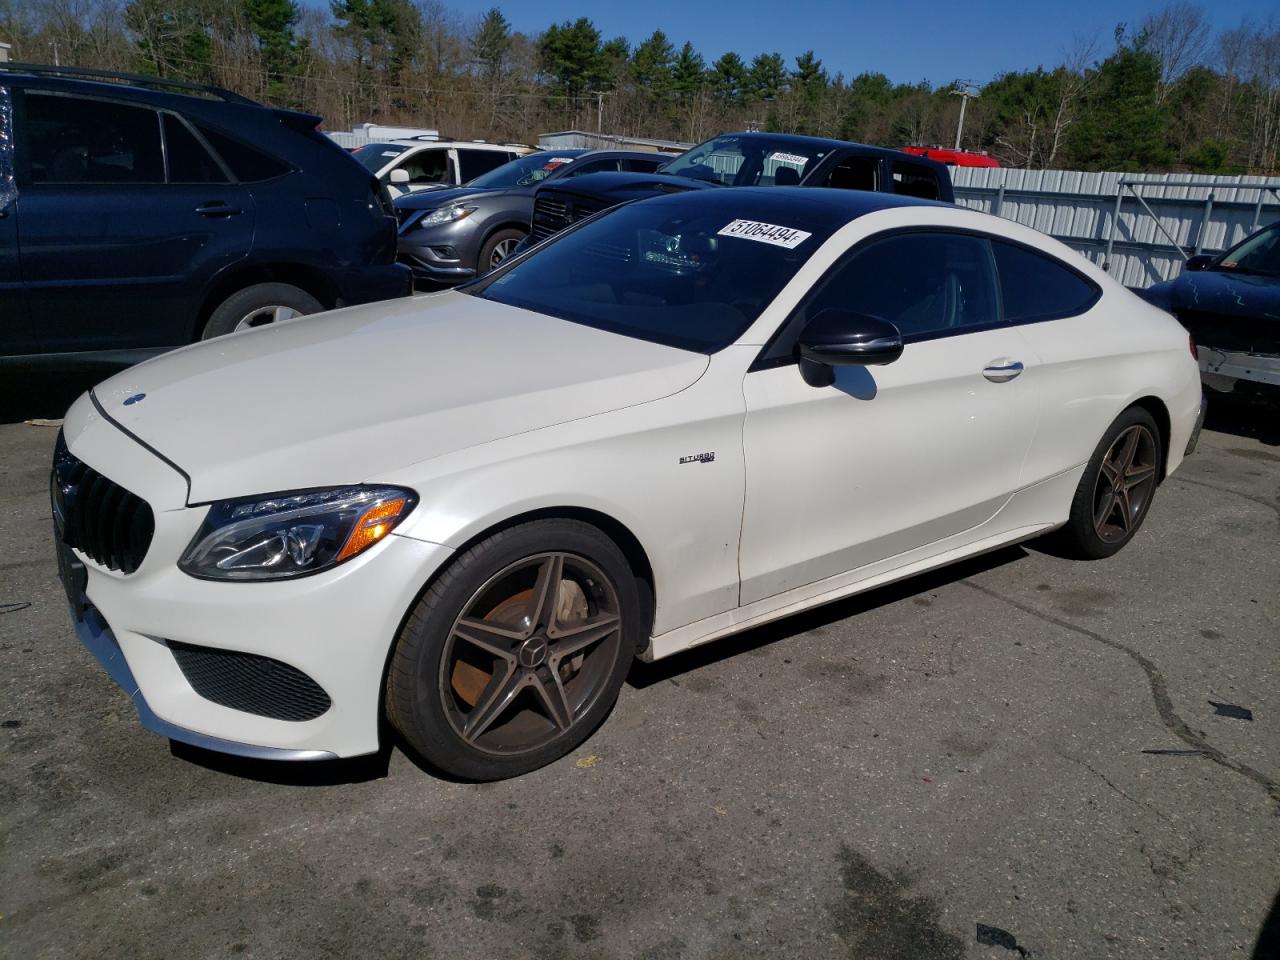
195;262;341;340
1127;394;1172;480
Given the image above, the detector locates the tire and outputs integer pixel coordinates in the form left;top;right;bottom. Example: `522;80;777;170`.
202;283;324;340
1053;406;1164;560
386;519;642;781
476;228;526;277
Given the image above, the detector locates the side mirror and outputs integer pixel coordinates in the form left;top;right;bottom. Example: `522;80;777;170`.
388;168;410;185
796;309;904;388
1184;254;1213;272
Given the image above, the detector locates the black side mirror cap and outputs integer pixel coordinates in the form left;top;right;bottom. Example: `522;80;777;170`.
1184;254;1213;272
796;310;904;387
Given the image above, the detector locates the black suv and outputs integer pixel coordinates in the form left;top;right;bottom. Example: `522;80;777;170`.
526;132;954;245
0;64;410;366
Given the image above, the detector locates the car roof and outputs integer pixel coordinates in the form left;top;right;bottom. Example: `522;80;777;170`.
716;131;942;165
393;140;522;151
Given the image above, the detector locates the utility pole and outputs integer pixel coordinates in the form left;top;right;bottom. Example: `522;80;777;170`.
589;90;605;134
951;80;979;150
49;41;60;67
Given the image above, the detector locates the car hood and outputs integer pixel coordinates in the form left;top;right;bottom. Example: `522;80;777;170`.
1145;269;1280;319
93;292;709;503
395;185;501;211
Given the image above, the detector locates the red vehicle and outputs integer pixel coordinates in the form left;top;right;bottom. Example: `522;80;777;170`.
902;146;1001;168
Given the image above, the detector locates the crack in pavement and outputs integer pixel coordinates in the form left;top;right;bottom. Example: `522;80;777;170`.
961;580;1280;809
1170;475;1280;518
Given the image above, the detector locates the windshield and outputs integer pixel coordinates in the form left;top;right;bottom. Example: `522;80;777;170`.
465;193;842;353
660;135;831;187
1216;223;1280;277
466;151;585;188
353;143;410;171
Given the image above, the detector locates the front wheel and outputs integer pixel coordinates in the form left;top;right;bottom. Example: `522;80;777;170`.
386;520;641;780
1053;406;1163;559
477;228;525;277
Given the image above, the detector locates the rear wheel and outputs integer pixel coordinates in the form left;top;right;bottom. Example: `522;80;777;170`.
477;228;525;277
386;520;640;780
202;283;323;339
1054;406;1163;559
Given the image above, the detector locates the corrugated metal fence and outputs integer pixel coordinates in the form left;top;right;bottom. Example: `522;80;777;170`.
951;167;1280;288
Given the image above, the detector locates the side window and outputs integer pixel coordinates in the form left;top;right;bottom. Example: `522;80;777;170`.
163;114;227;183
623;157;665;173
195;124;291;182
891;161;941;200
821;156;879;192
396;149;449;185
780;233;1000;354
457;148;508;182
26;93;163;184
565;158;620;177
991;240;1100;322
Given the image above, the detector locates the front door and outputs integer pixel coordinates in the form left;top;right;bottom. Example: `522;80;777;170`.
15;90;253;353
739;230;1039;605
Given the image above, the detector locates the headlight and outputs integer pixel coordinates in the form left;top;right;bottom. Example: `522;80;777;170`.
419;204;475;228
179;486;417;581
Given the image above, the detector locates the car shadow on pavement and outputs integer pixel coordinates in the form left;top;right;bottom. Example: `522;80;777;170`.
0;369;109;425
627;546;1027;689
1255;888;1280;960
1204;393;1280;446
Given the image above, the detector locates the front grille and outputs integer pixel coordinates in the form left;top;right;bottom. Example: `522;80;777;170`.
1176;310;1280;355
51;432;154;575
169;642;332;722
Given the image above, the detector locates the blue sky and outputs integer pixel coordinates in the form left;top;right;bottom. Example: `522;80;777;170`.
460;0;1275;86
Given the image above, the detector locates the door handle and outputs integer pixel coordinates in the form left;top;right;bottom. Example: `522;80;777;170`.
194;202;242;217
982;359;1024;383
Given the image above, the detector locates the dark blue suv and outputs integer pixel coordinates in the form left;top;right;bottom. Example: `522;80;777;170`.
0;65;410;366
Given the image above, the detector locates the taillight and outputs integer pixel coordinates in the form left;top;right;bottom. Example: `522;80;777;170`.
1189;334;1198;360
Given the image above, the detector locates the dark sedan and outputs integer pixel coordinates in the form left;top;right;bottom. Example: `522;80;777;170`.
394;149;668;283
1139;219;1280;398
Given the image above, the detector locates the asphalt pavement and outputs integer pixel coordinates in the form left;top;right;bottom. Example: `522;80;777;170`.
1;398;1277;960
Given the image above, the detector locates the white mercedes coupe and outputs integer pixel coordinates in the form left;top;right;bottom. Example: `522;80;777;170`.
53;188;1205;779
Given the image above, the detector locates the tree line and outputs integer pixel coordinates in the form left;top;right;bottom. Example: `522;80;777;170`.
3;0;1278;173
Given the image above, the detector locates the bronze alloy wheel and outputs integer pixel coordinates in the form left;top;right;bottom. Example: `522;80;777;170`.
1092;424;1159;543
438;551;623;756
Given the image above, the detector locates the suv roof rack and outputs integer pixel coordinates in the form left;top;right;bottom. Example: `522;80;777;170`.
0;62;260;106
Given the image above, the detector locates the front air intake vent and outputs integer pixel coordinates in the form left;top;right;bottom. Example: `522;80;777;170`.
169;642;332;722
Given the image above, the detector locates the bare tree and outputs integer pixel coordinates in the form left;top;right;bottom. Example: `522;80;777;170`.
1141;1;1211;103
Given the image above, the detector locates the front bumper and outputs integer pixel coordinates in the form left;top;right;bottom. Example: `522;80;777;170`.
55;397;452;760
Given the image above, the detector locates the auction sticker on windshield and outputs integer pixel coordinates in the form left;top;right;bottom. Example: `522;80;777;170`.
717;220;812;249
769;152;809;166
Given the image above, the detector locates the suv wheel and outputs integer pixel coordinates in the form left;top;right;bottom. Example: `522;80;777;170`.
203;283;324;339
478;228;525;276
386;519;641;780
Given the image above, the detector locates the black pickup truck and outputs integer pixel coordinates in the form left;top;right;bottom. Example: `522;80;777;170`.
524;132;954;246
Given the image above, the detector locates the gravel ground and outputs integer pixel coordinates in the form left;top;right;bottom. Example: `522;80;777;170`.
1;397;1277;960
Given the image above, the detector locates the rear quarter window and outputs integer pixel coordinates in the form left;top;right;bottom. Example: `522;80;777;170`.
891;162;941;200
991;240;1100;322
196;124;291;182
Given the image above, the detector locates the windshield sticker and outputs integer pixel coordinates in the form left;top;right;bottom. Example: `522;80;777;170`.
717;219;812;249
769;151;808;166
547;157;575;164
381;151;401;157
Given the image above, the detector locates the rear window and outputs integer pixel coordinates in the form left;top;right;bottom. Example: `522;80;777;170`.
891;162;941;200
991;240;1099;322
197;125;291;182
